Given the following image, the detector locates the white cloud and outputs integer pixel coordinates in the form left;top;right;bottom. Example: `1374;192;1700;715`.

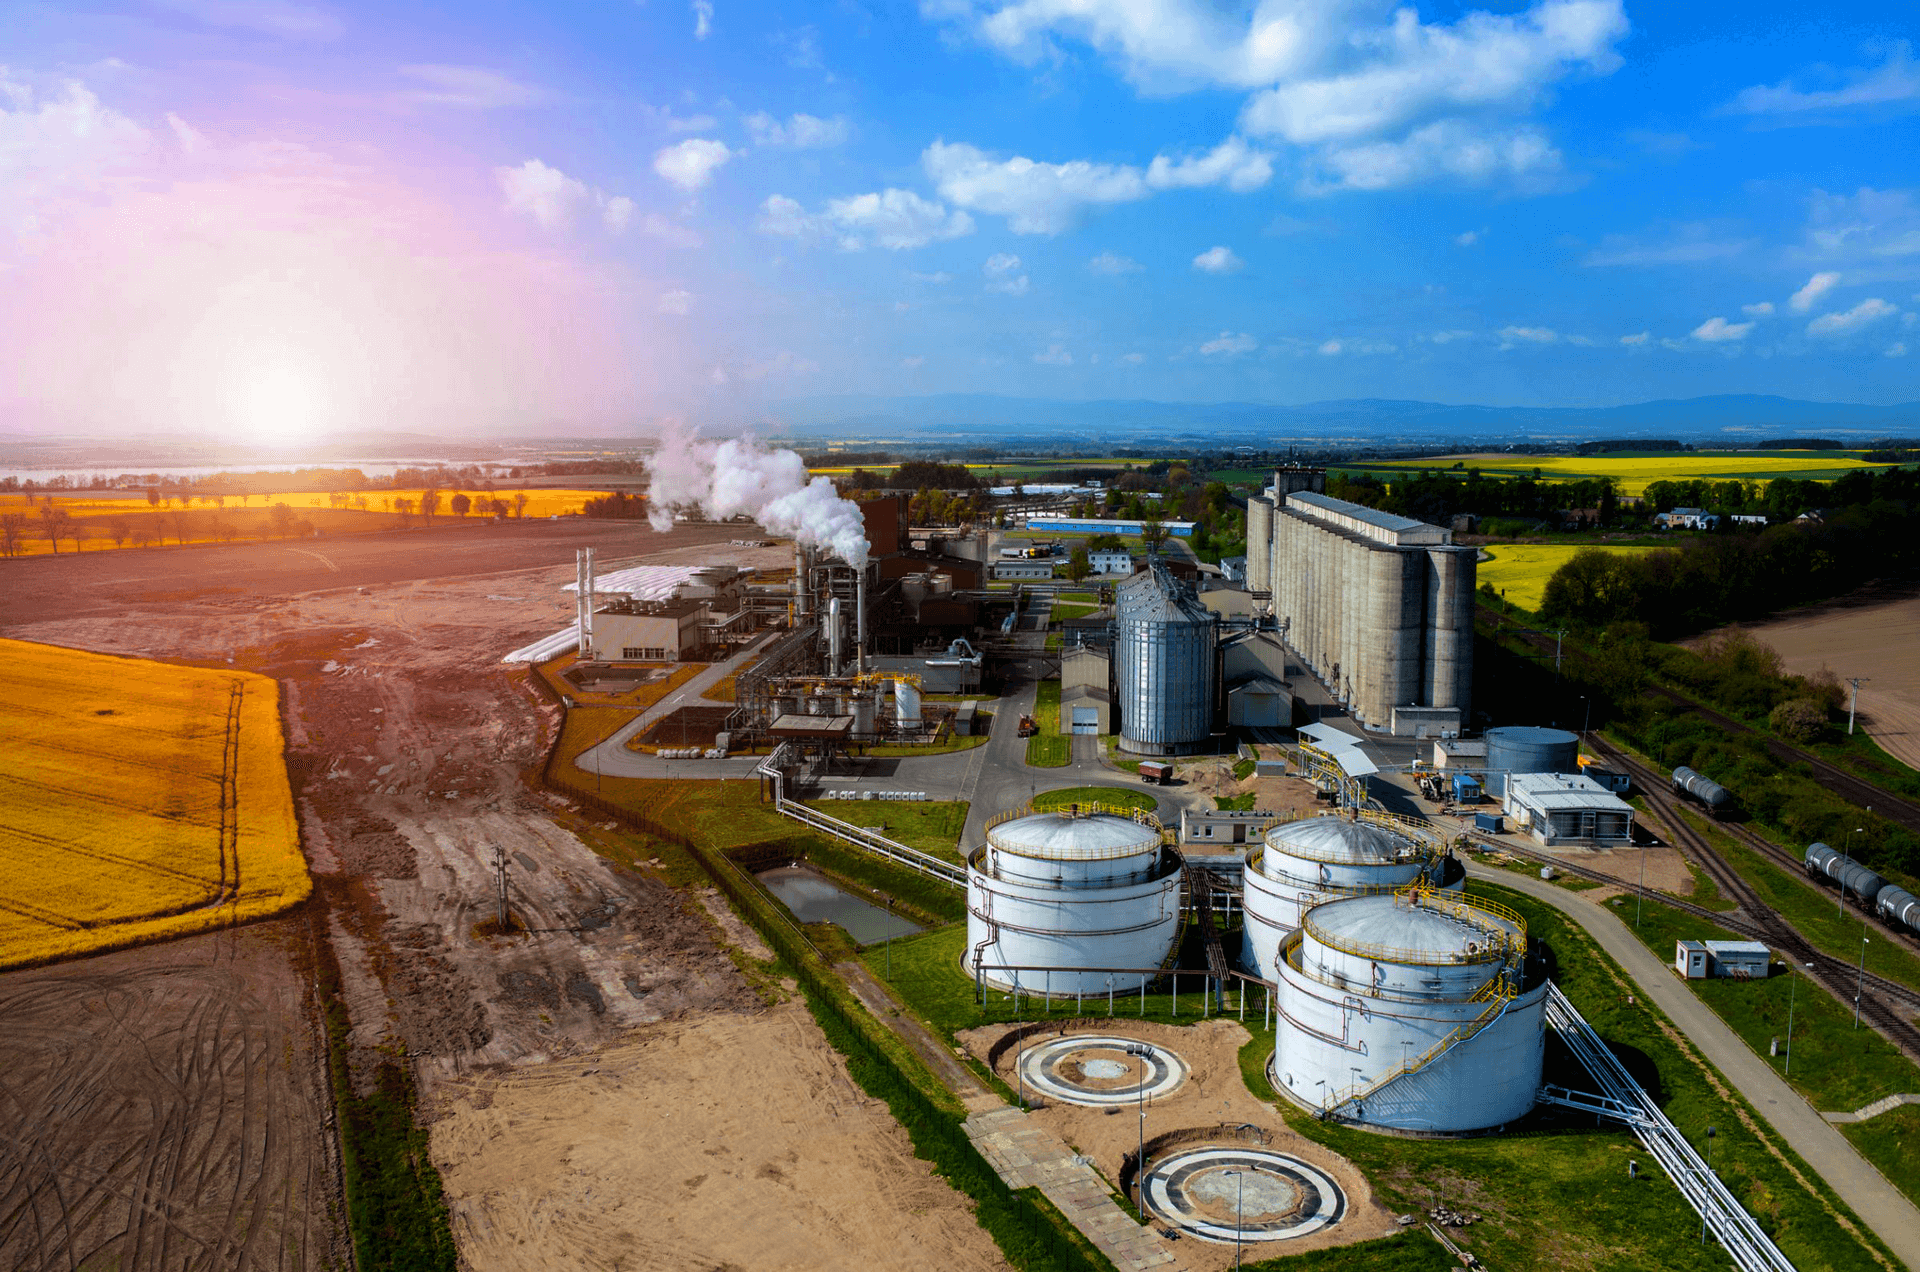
1122;351;1146;363
692;0;713;40
1723;42;1920;118
985;251;1029;293
1691;316;1753;342
1033;344;1072;364
496;159;591;231
984;251;1022;274
397;64;541;109
1307;120;1564;193
1804;188;1920;261
903;355;926;367
922;135;1270;234
760;190;974;250
1741;301;1775;318
1619;331;1650;345
1807;297;1897;337
1582;223;1752;267
910;270;954;283
1192;245;1242;274
1454;228;1483;246
1317;339;1342;355
165;112;209;155
654;138;733;192
1200;331;1256;355
745;112;851;148
152;0;343;41
0;75;152;239
1498;325;1558;346
657;289;693;315
1790;271;1841;312
1886;342;1908;357
602;195;634;233
1088;251;1141;274
1425;329;1474;344
634;211;702;248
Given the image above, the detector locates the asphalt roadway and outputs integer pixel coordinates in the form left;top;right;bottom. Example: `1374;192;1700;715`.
1470;861;1920;1271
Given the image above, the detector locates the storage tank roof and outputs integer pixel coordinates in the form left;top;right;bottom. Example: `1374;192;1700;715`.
1306;891;1522;963
1115;563;1213;627
1484;725;1579;746
1265;816;1414;864
988;811;1161;860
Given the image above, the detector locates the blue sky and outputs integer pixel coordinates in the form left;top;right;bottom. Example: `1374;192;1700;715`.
3;0;1917;437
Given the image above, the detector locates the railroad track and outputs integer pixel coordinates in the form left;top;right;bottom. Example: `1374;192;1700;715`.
1578;736;1920;1059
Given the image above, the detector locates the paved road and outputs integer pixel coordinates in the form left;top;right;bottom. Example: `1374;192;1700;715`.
1470;861;1920;1271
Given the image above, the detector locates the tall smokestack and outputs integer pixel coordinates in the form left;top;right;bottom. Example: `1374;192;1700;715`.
855;570;867;674
575;548;589;658
828;597;843;674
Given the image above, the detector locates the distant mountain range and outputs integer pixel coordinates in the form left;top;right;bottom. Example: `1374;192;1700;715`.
771;393;1920;441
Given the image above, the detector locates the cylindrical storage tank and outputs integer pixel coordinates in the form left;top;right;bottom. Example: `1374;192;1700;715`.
1484;726;1579;799
1240;814;1461;979
1877;886;1920;931
827;597;844;672
852;693;877;737
1671;766;1731;814
1270;890;1545;1133
966;810;1184;994
895;679;922;727
1248;494;1274;597
1115;566;1217;755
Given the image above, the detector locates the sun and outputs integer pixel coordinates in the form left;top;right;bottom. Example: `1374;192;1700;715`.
229;358;331;452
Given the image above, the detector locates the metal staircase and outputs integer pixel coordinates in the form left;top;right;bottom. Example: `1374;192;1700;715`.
1316;981;1517;1120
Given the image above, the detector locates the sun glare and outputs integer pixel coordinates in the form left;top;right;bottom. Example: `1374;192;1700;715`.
230;358;330;451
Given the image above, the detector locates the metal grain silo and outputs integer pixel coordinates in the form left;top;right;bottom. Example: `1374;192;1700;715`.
1484;725;1580;799
1115;563;1219;755
1240;813;1462;980
966;806;1184;994
1269;888;1547;1134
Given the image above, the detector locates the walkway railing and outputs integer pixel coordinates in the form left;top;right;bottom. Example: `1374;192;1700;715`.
757;743;967;888
1538;984;1797;1272
1318;985;1517;1120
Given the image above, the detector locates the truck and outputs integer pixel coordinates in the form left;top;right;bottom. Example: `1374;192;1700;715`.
1138;761;1173;785
1017;714;1037;737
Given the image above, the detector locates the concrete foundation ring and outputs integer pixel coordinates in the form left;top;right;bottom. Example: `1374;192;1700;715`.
1144;1146;1346;1244
1014;1034;1188;1107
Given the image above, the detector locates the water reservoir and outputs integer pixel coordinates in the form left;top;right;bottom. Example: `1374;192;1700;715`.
758;867;922;944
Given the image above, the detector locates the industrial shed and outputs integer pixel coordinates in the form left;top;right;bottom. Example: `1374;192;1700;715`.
1676;940;1770;980
1505;772;1636;846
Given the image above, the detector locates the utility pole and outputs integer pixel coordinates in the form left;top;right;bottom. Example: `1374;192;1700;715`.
1554;629;1566;678
1847;677;1869;735
494;845;509;930
1855;935;1870;1028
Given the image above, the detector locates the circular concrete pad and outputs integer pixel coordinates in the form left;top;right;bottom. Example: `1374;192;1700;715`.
1144;1147;1346;1244
1014;1034;1189;1107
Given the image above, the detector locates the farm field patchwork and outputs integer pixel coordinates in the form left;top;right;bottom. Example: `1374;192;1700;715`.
1478;543;1664;611
0;638;309;969
1355;452;1895;495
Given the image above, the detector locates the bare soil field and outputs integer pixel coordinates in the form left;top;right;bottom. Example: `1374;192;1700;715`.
430;1002;1010;1272
0;519;999;1270
1705;585;1920;772
0;920;340;1271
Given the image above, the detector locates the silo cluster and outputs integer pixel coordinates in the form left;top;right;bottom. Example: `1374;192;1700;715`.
966;807;1185;993
1114;563;1219;756
1269;888;1548;1133
1240;813;1464;981
1246;486;1475;731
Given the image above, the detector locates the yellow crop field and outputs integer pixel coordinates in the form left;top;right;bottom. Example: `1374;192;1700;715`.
1364;453;1894;496
0;639;310;969
1477;544;1664;612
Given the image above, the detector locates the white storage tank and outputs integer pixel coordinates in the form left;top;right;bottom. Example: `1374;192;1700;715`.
1240;813;1463;980
967;806;1184;994
1270;888;1547;1134
894;679;922;728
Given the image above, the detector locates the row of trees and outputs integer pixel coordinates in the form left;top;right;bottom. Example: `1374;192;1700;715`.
0;503;319;555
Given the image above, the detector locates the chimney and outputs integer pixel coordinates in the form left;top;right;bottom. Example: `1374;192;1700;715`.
855;570;867;675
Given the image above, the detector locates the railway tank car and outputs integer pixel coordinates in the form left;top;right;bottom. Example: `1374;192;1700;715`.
1671;766;1732;819
1879;885;1920;931
1804;842;1920;936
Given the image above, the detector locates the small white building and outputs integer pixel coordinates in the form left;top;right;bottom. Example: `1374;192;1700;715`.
1505;772;1636;846
1088;548;1134;575
1676;940;1770;980
992;560;1056;580
1432;737;1487;769
1219;554;1248;584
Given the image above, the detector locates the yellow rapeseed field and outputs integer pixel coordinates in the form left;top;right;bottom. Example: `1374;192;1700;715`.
0;639;310;969
1477;544;1665;612
1364;453;1893;496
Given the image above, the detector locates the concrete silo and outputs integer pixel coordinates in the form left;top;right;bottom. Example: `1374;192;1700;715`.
1239;813;1464;980
967;806;1184;994
1484;725;1580;799
1247;494;1274;600
1115;563;1219;755
1270;888;1547;1133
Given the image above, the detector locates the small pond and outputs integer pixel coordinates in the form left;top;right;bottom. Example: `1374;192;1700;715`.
757;866;923;945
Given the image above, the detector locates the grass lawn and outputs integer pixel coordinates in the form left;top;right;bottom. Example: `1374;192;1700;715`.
1101;735;1144;773
1213;793;1257;811
1051;602;1101;622
864;732;990;756
702;656;758;702
1840;1108;1920;1210
803;800;971;864
1026;680;1068;767
1031;785;1158;814
1232;880;1899;1272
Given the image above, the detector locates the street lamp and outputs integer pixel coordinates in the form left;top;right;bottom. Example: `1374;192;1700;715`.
1784;963;1814;1077
1128;1042;1156;1221
1700;1126;1716;1245
883;897;894;980
1225;1168;1246;1271
1855;935;1871;1029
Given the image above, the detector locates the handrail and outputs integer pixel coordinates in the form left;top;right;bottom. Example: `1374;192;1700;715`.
1301;885;1526;967
983;800;1173;854
1318;985;1517;1119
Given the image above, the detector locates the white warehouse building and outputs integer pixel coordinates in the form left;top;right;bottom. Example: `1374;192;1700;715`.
1271;888;1548;1134
966;807;1185;994
1240;814;1464;982
1506;772;1636;846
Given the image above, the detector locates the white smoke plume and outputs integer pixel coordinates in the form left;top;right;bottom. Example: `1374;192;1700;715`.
646;425;870;567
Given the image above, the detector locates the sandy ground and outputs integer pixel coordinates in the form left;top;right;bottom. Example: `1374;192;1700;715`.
0;521;1007;1271
0;920;340;1271
431;1002;1008;1272
1706;592;1920;772
959;1017;1400;1267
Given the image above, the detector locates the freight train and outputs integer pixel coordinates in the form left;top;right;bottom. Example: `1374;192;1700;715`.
1671;766;1733;819
1804;842;1920;934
